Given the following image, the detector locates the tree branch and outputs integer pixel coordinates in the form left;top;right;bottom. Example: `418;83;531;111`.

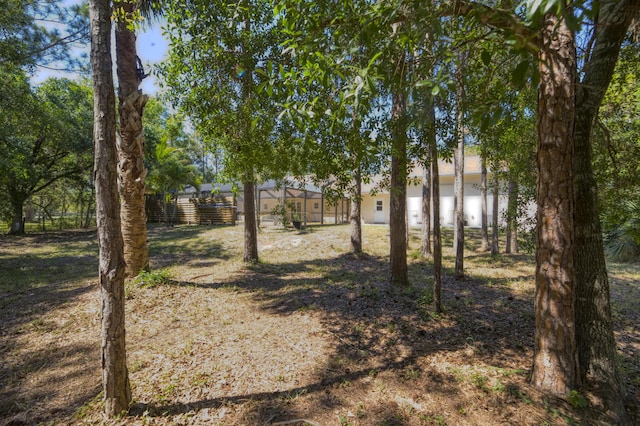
448;1;539;53
31;166;90;195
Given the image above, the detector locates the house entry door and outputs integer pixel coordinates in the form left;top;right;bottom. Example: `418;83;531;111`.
374;199;385;223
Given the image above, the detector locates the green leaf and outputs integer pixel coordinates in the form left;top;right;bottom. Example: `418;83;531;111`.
481;50;492;67
511;60;530;88
431;85;440;97
525;0;562;21
367;52;383;69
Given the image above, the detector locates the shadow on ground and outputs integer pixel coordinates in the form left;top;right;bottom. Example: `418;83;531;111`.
127;250;605;425
1;225;635;425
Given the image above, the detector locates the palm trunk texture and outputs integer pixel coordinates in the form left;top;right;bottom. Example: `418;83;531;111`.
115;0;149;277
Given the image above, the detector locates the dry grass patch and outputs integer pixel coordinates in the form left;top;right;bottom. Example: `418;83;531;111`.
0;224;638;425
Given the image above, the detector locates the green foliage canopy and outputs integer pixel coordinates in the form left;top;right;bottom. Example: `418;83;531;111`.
143;98;202;195
0;77;94;227
594;43;640;260
160;0;289;185
0;0;89;74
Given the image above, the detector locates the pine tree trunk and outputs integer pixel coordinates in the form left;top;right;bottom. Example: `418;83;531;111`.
506;178;518;254
491;174;499;255
431;116;442;313
453;58;466;279
420;151;431;258
422;94;441;311
240;16;258;264
83;186;94;228
480;151;489;252
530;11;578;395
350;168;362;253
162;193;169;226
243;178;259;263
171;194;178;226
573;2;638;422
390;88;408;286
115;0;149;277
89;0;131;416
454;119;464;280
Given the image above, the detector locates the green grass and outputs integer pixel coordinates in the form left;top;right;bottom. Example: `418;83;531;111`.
0;233;98;293
132;268;174;288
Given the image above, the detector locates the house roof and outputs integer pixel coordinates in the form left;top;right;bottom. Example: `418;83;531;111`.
409;156;484;179
183;179;326;198
361;155;489;194
183;156;490;197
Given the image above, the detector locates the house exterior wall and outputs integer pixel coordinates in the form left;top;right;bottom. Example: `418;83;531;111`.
361;193;390;224
179;157;518;228
362;170;510;227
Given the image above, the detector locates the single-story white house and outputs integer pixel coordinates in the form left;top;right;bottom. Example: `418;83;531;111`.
361;156;509;227
180;156;513;228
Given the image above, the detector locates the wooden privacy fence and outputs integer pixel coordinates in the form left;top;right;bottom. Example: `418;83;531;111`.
146;196;236;225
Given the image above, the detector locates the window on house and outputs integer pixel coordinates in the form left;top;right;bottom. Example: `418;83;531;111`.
296;202;302;211
263;204;268;211
376;200;383;211
314;202;319;210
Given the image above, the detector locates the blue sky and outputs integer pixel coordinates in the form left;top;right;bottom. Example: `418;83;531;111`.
33;6;169;95
137;23;169;94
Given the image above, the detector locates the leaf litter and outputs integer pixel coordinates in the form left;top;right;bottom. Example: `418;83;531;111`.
0;224;638;425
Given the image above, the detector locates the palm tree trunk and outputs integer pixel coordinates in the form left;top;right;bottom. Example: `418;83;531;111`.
171;193;178;226
162;193;169;226
115;0;149;277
